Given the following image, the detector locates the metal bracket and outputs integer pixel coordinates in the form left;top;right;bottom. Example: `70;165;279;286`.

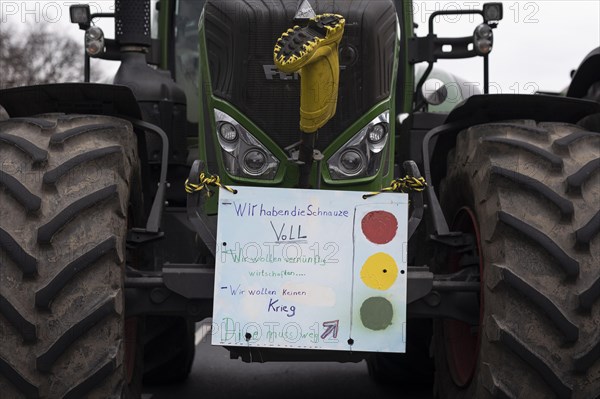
163;263;215;299
126;118;170;233
421;119;474;236
408;289;479;326
408;9;486;65
409;34;477;65
403;160;424;240
126;227;164;245
124;287;212;321
406;266;433;304
429;232;475;248
125;264;214;320
124;262;480;325
408;266;480;325
186;160;218;257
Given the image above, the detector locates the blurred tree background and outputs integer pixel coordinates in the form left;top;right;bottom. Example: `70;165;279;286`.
0;22;104;89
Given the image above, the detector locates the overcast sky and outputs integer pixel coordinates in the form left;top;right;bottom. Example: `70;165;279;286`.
413;1;600;94
1;1;599;93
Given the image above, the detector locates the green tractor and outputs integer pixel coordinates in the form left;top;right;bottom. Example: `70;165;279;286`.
0;1;598;398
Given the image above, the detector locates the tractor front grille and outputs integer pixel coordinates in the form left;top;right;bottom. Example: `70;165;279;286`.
204;0;397;150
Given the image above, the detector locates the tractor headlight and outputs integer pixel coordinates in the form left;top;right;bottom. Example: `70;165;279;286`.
328;111;389;180
243;149;268;175
85;26;105;56
473;23;493;56
483;3;503;22
215;110;279;180
218;122;238;143
367;123;388;144
70;4;91;28
339;149;365;176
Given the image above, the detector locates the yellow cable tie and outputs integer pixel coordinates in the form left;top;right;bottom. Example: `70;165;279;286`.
185;173;236;196
362;176;427;199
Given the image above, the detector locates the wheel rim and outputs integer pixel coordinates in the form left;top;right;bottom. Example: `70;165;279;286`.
444;207;484;387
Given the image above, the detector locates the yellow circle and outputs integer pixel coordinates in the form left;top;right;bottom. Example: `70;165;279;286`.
360;252;398;290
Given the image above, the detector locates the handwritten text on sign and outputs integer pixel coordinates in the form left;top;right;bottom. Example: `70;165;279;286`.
212;186;408;352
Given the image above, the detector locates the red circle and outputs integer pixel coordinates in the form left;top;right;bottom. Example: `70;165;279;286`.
361;211;398;244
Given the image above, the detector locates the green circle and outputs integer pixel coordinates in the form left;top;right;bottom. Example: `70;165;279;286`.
360;297;393;331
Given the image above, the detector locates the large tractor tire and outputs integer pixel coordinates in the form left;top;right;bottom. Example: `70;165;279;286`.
435;120;600;398
142;316;195;385
0;114;141;398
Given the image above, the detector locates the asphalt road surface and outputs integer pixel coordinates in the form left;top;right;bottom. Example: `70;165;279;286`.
142;320;434;399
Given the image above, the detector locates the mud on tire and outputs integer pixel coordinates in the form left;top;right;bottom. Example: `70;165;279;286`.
0;114;139;398
435;120;600;399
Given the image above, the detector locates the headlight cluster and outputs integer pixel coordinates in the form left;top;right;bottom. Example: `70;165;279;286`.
327;111;389;179
215;110;279;180
85;26;105;56
473;23;493;56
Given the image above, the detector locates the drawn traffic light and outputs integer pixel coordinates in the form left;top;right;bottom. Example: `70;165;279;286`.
350;203;407;352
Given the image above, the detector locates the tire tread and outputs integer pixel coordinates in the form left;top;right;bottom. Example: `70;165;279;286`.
0;356;39;398
0;226;38;276
481;137;563;169
63;357;117;399
437;120;598;399
35;236;117;309
490;166;573;217
0;114;137;398
491;316;572;399
567;159;600;193
496;265;578;342
37;185;118;244
43;146;122;185
0;132;48;162
0;170;42;212
0;295;37;342
498;211;579;277
36;297;116;372
50;124;120;144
